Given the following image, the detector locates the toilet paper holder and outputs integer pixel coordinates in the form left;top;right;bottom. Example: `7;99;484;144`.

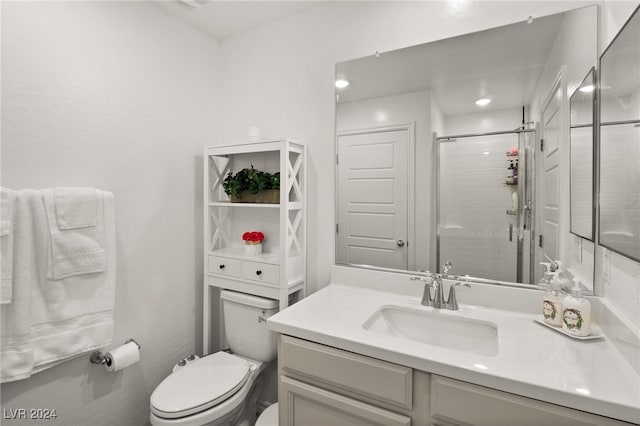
90;339;141;366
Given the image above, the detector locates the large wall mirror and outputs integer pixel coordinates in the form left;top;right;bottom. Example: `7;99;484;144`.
335;6;598;290
599;6;640;263
570;68;595;241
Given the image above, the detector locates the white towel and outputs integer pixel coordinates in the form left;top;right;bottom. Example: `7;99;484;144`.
0;190;116;383
54;187;98;229
43;188;106;280
0;190;35;382
1;188;14;304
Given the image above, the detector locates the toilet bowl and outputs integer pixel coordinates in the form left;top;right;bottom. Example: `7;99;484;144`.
255;403;278;426
150;290;278;426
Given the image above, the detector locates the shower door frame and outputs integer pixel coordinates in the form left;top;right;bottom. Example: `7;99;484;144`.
435;128;537;284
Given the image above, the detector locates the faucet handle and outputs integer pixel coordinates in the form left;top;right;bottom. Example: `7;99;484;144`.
410;275;433;284
442;261;452;275
446;282;470;310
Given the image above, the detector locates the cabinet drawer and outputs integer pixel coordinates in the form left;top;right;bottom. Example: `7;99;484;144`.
280;335;413;410
431;375;629;426
242;261;279;285
280;375;411;426
208;255;240;278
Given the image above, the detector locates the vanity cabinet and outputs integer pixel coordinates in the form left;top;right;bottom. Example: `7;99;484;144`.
277;335;632;426
278;335;430;425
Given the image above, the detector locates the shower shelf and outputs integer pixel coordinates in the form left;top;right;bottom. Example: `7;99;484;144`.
506;209;518;216
504;182;518;186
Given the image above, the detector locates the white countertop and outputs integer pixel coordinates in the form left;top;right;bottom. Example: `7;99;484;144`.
268;282;640;424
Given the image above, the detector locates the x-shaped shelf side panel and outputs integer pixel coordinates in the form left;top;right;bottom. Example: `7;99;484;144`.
209;156;231;202
210;207;231;251
287;153;303;203
287;209;303;255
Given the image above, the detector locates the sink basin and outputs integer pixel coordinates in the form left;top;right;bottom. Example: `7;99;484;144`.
362;305;499;356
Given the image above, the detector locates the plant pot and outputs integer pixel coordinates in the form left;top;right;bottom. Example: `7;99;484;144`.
244;241;263;256
230;189;280;204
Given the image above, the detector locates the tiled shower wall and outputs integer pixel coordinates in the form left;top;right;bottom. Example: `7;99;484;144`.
439;134;520;282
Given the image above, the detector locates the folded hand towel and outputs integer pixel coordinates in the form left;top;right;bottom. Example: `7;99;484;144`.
0;190;116;383
43;189;106;280
54;187;97;229
1;188;14;304
30;190;115;371
0;190;35;382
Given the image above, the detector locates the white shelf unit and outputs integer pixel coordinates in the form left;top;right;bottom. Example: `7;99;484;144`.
203;139;307;355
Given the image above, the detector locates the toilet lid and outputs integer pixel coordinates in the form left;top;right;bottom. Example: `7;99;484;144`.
150;352;251;419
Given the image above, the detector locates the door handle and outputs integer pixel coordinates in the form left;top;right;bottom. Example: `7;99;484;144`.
396;240;406;247
509;223;513;242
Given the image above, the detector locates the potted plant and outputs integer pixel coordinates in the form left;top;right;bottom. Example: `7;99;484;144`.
242;231;265;255
222;166;280;203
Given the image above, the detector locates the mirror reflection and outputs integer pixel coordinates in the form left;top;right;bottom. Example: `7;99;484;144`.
570;68;595;241
599;7;640;263
335;6;597;290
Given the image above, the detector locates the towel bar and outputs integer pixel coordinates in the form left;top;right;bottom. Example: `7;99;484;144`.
89;338;141;365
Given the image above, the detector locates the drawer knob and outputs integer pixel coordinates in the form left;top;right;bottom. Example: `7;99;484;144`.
219;264;225;269
256;270;262;276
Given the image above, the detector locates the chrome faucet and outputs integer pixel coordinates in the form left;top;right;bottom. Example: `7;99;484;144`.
446;282;471;310
410;262;470;310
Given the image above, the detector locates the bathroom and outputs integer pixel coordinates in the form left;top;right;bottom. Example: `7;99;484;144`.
1;0;639;425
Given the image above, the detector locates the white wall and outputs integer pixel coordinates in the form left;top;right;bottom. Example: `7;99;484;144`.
218;1;594;294
443;107;525;136
1;2;219;425
528;5;598;289
336;90;432;270
597;1;640;331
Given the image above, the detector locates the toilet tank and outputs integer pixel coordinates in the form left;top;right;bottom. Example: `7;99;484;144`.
220;290;278;362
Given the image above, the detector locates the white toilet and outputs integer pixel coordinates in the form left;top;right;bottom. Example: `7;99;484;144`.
150;290;279;426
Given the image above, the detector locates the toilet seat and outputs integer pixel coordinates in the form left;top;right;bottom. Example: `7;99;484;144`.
150;352;252;419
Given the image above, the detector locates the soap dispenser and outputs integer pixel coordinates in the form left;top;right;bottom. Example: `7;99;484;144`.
562;278;591;337
538;262;555;287
543;273;564;326
554;260;572;291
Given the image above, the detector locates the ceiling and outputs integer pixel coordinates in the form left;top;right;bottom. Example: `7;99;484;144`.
152;1;324;41
336;11;565;116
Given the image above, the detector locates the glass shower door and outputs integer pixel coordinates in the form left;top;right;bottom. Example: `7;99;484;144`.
438;133;521;282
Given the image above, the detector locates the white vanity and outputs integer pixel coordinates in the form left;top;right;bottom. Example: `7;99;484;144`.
267;266;640;425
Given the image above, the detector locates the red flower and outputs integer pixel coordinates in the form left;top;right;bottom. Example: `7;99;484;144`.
242;231;265;242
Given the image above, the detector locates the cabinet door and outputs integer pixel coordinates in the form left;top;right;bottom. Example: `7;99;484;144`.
431;376;630;426
280;376;411;426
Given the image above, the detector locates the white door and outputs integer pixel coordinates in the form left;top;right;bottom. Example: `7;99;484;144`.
540;81;563;269
337;129;409;270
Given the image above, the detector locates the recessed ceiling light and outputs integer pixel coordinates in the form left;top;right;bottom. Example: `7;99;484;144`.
579;85;595;93
482;151;491;155
575;388;590;395
475;98;491;106
335;79;350;89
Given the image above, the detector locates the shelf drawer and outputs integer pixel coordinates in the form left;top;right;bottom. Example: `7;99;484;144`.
208;255;240;278
242;260;279;285
280;335;413;410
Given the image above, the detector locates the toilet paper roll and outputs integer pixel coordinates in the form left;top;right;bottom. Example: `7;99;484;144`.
104;341;140;372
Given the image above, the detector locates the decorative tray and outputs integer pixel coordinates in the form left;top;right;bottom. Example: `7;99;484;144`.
534;317;604;340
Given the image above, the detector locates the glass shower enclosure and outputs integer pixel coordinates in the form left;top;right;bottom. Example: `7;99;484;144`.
436;129;536;284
